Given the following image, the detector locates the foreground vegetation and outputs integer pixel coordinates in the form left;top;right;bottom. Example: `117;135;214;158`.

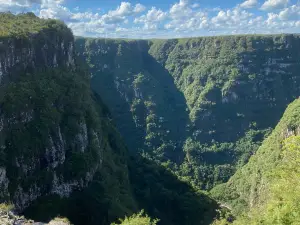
111;210;158;225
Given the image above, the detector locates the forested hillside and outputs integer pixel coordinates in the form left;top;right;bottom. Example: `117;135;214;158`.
76;34;300;189
212;99;300;224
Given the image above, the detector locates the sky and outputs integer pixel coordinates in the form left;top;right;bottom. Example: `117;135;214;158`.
0;0;300;38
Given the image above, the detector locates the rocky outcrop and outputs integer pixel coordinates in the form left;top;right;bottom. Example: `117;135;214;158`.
0;29;74;85
0;209;71;225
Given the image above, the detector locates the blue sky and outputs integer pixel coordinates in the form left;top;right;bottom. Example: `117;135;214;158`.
0;0;299;38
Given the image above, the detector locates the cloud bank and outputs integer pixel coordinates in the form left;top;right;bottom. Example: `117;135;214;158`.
0;0;299;38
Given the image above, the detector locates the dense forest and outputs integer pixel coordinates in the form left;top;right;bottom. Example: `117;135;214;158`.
1;12;300;225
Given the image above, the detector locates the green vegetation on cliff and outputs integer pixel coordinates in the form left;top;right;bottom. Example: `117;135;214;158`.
211;99;300;224
247;135;300;225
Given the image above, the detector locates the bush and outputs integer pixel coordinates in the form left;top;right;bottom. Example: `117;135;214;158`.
0;203;14;214
111;210;159;225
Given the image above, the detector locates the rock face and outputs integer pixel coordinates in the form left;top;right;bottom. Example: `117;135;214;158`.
0;13;135;218
0;14;95;210
0;27;74;85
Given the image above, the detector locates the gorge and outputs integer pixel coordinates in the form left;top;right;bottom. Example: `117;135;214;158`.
1;13;300;225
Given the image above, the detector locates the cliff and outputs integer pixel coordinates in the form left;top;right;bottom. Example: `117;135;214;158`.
0;13;136;220
0;12;75;84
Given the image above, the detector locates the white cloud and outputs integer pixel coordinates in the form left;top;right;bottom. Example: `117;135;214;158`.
145;7;167;22
0;0;65;8
39;4;73;21
165;0;196;31
278;5;300;20
39;1;146;28
248;15;264;25
165;10;208;32
101;14;125;24
41;0;63;7
169;0;192;19
108;2;132;17
134;7;167;30
63;0;300;38
240;0;258;9
1;0;300;39
100;2;146;24
169;17;209;31
191;3;200;8
105;2;145;17
71;12;100;21
0;0;42;11
210;8;256;33
212;8;253;24
266;12;279;24
260;0;289;11
133;3;146;13
212;10;227;23
60;2;147;37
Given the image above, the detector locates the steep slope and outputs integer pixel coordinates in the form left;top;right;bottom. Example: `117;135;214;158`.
0;12;136;222
76;34;300;189
211;99;300;221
